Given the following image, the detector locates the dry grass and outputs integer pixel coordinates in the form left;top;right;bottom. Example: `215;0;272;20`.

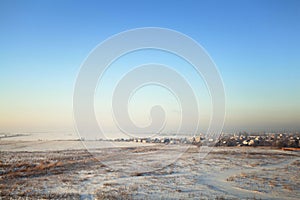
1;146;299;199
0;150;108;199
226;176;235;181
240;172;248;178
283;184;293;191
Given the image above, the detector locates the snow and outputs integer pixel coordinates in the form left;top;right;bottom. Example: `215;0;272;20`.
1;140;299;199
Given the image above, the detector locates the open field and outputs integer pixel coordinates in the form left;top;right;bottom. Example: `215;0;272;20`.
0;141;299;199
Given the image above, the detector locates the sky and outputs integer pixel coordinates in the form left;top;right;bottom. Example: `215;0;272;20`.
0;0;300;135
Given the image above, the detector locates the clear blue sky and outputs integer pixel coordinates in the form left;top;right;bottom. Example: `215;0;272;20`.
1;0;300;133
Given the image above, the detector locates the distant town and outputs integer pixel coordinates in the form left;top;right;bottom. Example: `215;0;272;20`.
1;131;300;149
110;132;300;148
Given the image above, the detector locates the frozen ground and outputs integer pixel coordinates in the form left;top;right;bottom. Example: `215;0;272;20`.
0;140;154;152
0;140;299;200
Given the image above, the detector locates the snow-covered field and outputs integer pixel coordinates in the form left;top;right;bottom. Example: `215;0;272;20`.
0;139;299;199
